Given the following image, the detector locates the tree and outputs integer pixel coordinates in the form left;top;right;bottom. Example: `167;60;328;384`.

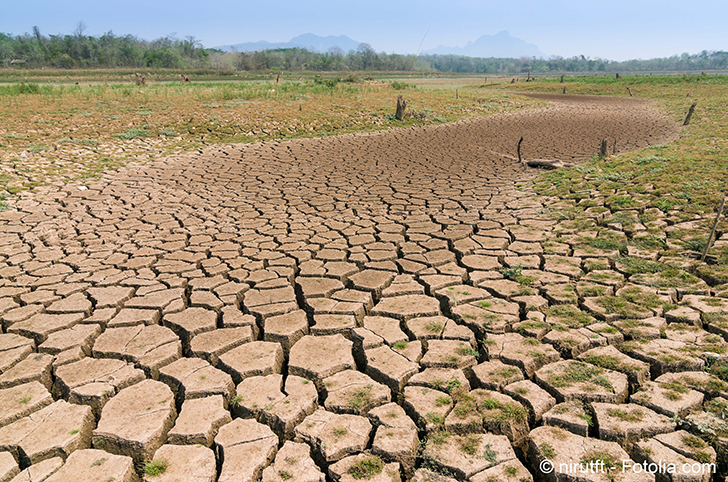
357;43;377;70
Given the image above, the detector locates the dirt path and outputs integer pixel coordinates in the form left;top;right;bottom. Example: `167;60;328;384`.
3;95;714;482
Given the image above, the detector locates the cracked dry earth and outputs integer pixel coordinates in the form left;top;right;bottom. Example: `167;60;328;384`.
2;93;725;482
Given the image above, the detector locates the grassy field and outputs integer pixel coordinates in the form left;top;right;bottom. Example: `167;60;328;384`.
485;74;728;276
484;75;728;218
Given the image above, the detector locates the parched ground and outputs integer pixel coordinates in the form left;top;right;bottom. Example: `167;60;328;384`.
5;94;727;482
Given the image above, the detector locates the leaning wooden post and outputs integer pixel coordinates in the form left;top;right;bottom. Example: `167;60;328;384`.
563;87;566;94
517;136;524;163
627;87;633;97
701;197;726;262
683;102;697;126
599;139;608;158
560;75;564;84
395;95;407;120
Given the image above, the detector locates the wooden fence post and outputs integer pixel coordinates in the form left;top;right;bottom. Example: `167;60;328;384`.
395;96;407;120
517;136;524;162
599;139;608;158
683;102;697;126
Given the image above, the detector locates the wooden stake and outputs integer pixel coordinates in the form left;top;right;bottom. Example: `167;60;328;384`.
599;139;608;158
683;102;697;126
517;136;524;163
563;87;566;94
456;89;459;99
701;197;726;262
612;139;617;155
395;95;407;121
627;87;633;97
560;75;564;84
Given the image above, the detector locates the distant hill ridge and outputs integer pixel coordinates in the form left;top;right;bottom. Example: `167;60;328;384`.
217;31;546;59
216;34;361;53
424;30;546;59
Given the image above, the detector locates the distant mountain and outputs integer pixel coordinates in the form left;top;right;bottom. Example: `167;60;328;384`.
216;34;361;53
425;31;546;59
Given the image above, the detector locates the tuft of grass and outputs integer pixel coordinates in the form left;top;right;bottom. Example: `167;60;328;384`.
580;451;620;480
115;127;149;140
349;386;373;413
500;263;524;280
606;407;643;422
347;456;384;480
482;443;499;466
547;361;613;392
143;459;168;477
459;435;480;455
539;442;556;459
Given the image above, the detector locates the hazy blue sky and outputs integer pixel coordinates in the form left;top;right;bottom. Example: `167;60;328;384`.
2;0;726;60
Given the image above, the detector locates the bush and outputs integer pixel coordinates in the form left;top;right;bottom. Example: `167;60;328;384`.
115;128;149;140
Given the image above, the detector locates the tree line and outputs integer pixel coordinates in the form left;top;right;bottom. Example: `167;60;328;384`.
0;27;209;69
1;27;727;73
